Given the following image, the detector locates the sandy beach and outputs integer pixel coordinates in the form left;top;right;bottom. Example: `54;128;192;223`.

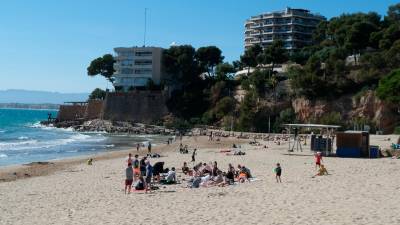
1;134;400;225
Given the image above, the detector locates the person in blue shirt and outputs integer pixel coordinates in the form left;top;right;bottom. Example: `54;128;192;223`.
145;160;153;190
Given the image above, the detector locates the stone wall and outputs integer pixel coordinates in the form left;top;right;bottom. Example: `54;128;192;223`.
102;91;169;123
57;105;87;121
84;100;104;120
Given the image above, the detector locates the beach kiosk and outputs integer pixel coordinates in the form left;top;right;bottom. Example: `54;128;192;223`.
336;131;373;158
283;124;341;156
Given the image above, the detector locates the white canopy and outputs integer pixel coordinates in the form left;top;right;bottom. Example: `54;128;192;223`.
283;123;341;129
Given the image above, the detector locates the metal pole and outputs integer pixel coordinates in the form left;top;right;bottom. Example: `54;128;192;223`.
144;8;147;47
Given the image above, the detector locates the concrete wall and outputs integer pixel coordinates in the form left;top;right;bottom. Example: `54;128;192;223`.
57;105;86;121
102;91;168;123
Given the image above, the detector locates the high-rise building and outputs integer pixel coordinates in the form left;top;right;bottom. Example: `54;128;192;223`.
113;46;164;91
244;7;326;51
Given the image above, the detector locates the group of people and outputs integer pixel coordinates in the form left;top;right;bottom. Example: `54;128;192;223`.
124;143;331;194
124;153;153;194
181;161;253;188
124;153;179;194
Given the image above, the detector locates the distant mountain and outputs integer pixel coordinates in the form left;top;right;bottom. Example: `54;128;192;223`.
0;89;89;104
0;103;59;110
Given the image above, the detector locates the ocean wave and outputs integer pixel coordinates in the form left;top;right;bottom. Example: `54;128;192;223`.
0;153;7;158
0;133;105;151
28;122;75;132
0;129;5;133
18;136;29;140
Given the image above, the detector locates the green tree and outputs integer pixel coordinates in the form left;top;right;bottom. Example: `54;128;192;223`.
163;45;209;119
386;3;400;23
240;44;262;75
259;39;288;77
215;62;235;81
377;69;400;105
248;69;268;96
88;88;106;100
195;46;224;77
345;21;378;63
87;54;115;83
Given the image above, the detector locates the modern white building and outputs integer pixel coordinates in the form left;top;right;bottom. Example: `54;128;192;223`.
245;7;326;51
113;46;164;90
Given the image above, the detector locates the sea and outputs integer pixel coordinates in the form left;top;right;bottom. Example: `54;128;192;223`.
0;108;169;167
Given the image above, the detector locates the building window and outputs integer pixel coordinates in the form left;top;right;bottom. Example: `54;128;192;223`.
134;59;152;65
120;59;133;67
134;69;152;74
121;68;133;74
135;51;152;56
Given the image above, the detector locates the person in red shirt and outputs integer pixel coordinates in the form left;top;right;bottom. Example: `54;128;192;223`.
314;152;323;169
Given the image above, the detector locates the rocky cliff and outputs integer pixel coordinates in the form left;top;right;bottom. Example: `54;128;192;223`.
292;90;399;134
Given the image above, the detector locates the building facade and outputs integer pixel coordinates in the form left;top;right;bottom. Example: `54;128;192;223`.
113;47;164;91
245;7;326;51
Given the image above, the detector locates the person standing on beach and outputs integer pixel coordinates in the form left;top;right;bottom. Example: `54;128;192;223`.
314;152;323;170
126;153;133;165
140;156;147;177
136;143;140;152
145;160;153;192
274;163;282;183
125;163;134;194
132;155;140;180
191;148;197;163
148;142;152;154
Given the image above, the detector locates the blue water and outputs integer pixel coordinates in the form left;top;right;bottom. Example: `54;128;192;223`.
0;108;168;166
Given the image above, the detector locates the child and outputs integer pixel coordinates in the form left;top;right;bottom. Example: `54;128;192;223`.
125;163;133;194
274;163;282;183
315;164;329;176
87;158;93;165
314;152;323;169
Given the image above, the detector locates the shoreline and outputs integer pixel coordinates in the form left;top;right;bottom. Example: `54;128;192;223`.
0;135;246;183
0;142;167;183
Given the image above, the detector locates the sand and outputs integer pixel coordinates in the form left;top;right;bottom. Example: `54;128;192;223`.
1;134;400;225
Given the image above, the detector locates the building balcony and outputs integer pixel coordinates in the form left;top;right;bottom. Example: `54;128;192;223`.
250;24;263;29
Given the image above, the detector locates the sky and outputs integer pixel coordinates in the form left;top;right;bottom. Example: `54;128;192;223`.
0;0;397;93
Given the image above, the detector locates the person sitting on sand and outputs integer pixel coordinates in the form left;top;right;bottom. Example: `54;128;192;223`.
134;175;146;191
314;164;329;177
274;163;282;183
182;162;190;175
162;167;176;184
237;164;252;179
152;161;164;182
87;158;93;165
202;163;212;175
125;163;134;194
200;174;212;187
211;161;219;177
238;170;248;183
226;164;235;184
209;170;224;186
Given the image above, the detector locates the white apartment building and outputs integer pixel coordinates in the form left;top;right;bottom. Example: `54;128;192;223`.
113;46;164;90
245;7;326;51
